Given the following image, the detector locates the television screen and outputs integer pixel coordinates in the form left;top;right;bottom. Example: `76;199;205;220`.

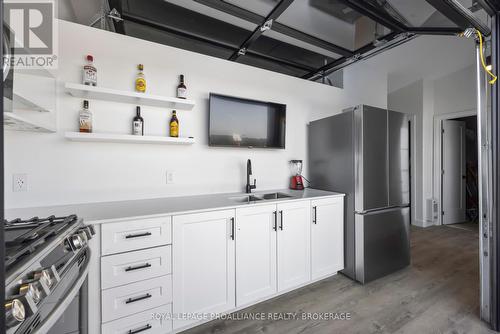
209;94;286;148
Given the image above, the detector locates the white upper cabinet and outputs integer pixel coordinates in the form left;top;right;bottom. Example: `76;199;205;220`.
311;197;345;280
235;204;277;307
172;210;236;330
276;200;311;292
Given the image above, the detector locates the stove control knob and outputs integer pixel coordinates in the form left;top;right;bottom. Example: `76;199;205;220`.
5;298;25;328
79;226;94;240
34;269;54;289
78;230;88;245
19;280;46;304
69;234;83;250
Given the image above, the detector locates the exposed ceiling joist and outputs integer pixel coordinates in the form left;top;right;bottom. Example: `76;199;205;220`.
122;12;315;73
228;0;296;61
193;0;353;57
425;0;491;36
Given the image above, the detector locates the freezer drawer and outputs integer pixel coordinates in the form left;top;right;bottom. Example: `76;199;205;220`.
355;207;410;283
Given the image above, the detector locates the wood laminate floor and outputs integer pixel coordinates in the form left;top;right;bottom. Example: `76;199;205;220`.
183;225;495;334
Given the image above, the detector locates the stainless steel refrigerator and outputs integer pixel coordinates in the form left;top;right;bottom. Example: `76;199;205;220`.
308;104;410;284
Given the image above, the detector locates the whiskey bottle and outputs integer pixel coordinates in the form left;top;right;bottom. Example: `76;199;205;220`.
79;100;93;133
133;106;144;136
176;75;187;99
170;110;179;137
136;64;146;93
83;55;97;86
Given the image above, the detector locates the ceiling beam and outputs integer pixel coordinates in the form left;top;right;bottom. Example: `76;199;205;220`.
425;0;491;36
121;12;314;73
193;0;353;57
406;27;463;35
302;32;413;80
228;0;296;61
335;0;406;32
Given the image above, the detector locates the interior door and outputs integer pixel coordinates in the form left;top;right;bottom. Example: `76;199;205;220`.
235;205;277;307
442;120;466;225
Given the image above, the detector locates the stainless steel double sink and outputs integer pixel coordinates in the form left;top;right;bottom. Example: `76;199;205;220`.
229;192;293;203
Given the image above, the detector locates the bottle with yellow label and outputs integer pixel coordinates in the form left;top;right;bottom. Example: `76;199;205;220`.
135;64;146;93
170;110;179;137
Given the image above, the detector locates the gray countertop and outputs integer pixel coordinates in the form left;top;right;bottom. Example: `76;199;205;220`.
5;188;344;224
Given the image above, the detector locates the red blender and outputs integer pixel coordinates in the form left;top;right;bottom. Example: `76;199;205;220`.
289;160;304;190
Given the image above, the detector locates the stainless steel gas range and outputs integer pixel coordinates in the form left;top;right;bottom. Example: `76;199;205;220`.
4;215;94;334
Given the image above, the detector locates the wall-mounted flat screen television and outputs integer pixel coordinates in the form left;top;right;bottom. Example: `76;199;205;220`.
209;93;286;148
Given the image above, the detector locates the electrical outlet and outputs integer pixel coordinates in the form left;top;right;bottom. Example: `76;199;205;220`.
166;171;175;184
13;174;28;192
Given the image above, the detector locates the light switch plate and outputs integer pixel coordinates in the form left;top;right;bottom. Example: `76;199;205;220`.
166;171;175;184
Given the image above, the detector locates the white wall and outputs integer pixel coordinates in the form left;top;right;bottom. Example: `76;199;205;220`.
388;63;478;227
4;20;388;209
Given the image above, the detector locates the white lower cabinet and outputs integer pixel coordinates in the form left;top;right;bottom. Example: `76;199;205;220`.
276;201;312;291
172;210;236;330
97;196;344;333
101;304;173;334
235;204;277;307
311;197;345;279
101;275;172;323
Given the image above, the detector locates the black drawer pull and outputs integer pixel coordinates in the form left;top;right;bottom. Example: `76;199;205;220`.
128;324;152;334
125;232;152;239
125;293;152;304
125;263;152;272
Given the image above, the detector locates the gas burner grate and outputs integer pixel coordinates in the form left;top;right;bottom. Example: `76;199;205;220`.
4;214;79;271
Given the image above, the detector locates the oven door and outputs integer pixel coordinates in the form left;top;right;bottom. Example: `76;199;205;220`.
31;248;90;334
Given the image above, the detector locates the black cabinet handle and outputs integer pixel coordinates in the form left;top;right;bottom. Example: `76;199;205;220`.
273;211;277;231
125;293;152;304
125;232;152;239
313;206;317;224
279;210;283;230
125;263;152;272
230;217;235;240
128;324;152;334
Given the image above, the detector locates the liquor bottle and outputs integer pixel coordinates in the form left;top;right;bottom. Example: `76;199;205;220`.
79;100;93;133
136;64;146;93
83;55;97;86
176;74;187;99
170;110;179;137
133;106;144;136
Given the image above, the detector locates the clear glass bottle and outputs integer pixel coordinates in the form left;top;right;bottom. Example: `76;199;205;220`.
83;55;97;86
136;64;146;93
79;100;92;133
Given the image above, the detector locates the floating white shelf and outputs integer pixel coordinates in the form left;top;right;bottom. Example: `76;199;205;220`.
65;132;195;145
65;83;195;110
4;112;56;133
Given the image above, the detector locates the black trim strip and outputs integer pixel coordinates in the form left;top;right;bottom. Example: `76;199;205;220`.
229;0;296;61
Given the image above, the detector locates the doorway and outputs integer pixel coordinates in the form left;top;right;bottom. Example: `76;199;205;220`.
441;116;479;229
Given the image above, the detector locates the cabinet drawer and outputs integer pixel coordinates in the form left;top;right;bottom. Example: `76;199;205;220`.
101;245;172;290
101;217;171;255
102;303;172;334
102;275;172;323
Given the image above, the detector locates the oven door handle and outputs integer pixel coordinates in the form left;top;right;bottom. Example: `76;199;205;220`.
32;249;91;334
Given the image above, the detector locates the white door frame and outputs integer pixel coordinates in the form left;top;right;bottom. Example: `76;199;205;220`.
433;109;477;226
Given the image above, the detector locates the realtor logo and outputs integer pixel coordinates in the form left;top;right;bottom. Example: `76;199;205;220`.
3;0;57;68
